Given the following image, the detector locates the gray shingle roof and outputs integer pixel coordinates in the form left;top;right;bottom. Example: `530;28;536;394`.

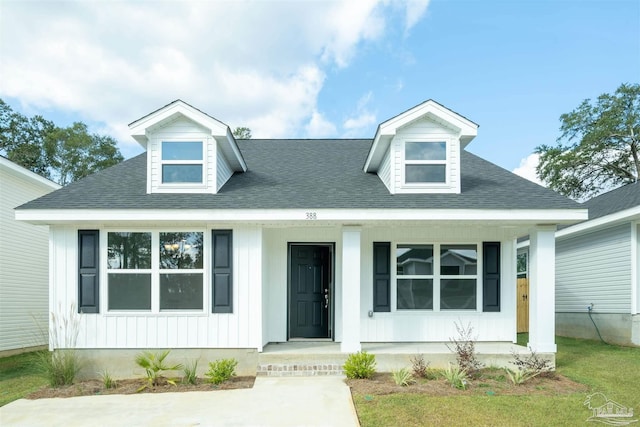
18;139;580;211
583;181;640;220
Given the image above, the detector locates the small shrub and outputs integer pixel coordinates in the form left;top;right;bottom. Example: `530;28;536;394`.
391;368;415;386
100;369;117;389
442;364;468;390
410;354;430;378
511;347;553;377
446;321;483;376
135;350;183;391
505;368;539;385
182;359;199;385
36;350;81;387
343;351;376;379
205;358;238;385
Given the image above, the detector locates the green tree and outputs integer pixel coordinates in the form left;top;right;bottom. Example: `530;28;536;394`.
0;99;123;185
536;83;640;200
232;126;252;139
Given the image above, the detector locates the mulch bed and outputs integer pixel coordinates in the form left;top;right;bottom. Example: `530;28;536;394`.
346;370;588;397
27;376;255;400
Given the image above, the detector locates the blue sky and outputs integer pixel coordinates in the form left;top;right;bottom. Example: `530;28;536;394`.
1;0;638;183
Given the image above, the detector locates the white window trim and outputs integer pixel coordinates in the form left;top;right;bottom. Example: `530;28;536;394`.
393;242;482;312
159;140;207;188
102;229;208;314
401;140;450;188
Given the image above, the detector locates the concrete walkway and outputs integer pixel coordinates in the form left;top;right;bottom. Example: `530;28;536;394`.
0;377;360;427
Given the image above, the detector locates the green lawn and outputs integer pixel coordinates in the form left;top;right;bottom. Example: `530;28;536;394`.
354;336;640;426
0;351;48;407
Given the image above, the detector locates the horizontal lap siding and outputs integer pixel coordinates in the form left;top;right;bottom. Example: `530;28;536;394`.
50;226;262;350
0;168;55;351
377;148;391;191
216;151;233;191
556;224;631;313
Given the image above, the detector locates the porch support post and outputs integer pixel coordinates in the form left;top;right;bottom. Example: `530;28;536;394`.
341;226;361;353
528;225;557;353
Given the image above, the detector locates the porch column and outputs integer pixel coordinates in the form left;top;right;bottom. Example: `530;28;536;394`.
341;226;361;353
528;225;557;353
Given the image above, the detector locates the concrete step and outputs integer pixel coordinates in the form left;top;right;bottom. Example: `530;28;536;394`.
257;363;344;377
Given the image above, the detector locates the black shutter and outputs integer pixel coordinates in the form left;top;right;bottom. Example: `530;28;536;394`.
373;242;391;312
483;242;500;312
78;230;99;313
212;230;233;313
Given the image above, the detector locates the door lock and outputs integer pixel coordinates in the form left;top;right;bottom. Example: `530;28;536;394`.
324;289;329;309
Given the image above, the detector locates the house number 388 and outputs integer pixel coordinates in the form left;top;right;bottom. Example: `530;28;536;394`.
305;212;317;220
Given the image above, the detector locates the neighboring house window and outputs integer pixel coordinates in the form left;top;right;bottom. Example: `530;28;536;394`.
404;141;447;184
161;141;204;184
107;231;204;311
517;252;527;278
396;243;478;310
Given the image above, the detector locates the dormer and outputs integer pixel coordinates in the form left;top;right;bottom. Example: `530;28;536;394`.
129;100;247;194
364;100;478;194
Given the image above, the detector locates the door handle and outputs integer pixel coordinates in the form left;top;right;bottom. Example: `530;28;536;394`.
324;289;329;309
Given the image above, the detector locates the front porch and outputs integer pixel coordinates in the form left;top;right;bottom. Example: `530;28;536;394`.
257;341;537;376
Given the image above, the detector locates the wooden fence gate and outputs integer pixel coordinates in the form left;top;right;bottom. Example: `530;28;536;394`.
517;278;529;333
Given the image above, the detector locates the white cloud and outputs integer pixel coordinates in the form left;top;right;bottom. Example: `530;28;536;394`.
512;153;545;186
343;91;377;137
0;1;430;156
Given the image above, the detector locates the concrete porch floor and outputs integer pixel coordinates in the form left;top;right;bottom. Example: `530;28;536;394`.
259;341;538;373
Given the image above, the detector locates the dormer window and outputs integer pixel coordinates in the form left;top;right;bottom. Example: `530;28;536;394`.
161;141;204;184
404;141;447;184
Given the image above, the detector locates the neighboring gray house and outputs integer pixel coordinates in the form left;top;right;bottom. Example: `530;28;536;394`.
554;182;640;345
0;156;60;355
15;100;586;376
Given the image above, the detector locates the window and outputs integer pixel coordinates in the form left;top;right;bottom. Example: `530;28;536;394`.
404;141;447;184
161;141;203;184
106;231;204;311
440;245;477;310
396;243;478;311
396;245;434;309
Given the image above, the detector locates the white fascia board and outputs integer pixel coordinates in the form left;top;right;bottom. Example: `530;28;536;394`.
363;134;392;172
0;157;61;190
556;206;640;239
222;127;247;172
16;208;588;225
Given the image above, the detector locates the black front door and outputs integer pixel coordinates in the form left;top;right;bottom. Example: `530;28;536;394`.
289;245;331;338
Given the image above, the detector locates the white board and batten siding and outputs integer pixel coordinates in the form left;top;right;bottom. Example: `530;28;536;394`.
48;225;264;351
0;159;59;353
261;225;517;345
147;117;218;194
556;224;631;313
391;116;460;194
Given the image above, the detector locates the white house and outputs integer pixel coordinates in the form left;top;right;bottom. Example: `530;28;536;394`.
0;156;60;355
15;100;587;375
553;183;639;345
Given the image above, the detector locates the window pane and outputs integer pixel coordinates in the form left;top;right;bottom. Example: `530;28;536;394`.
160;273;203;310
108;273;151;310
405;142;446;160
440;279;476;310
162;165;203;183
107;232;151;269
517;252;527;274
405;164;446;183
440;245;477;275
397;245;433;275
162;141;203;160
160;232;203;269
397;279;433;309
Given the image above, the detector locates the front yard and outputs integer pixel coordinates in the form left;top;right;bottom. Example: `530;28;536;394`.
351;336;640;426
1;336;638;427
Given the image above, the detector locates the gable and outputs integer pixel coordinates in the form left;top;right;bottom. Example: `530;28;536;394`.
364;100;478;195
128;100;246;195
